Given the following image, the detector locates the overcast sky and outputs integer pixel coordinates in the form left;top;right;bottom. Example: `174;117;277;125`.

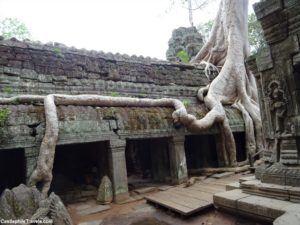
0;0;259;59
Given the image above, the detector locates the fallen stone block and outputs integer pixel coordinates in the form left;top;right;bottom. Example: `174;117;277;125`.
226;182;240;191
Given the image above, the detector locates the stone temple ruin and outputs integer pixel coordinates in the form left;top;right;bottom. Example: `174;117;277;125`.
0;0;300;224
0;36;246;203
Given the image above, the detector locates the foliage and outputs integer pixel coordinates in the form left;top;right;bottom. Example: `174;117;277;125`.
110;91;120;97
167;0;212;26
248;13;266;54
197;13;266;54
182;99;191;107
176;50;190;63
0;17;31;40
53;47;64;58
0;109;10;126
196;20;213;42
2;87;13;94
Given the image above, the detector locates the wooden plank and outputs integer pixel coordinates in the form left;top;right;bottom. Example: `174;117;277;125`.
156;191;210;209
169;188;213;203
195;181;226;188
147;192;195;210
201;180;228;187
145;174;245;216
189;184;225;194
145;194;192;214
146;189;212;216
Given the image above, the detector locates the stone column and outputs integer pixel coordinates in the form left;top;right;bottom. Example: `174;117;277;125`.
108;139;129;203
214;134;226;167
168;136;188;184
24;147;39;183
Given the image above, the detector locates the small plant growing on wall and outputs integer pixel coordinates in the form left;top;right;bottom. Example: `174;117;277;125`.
0;108;9;126
176;50;190;63
182;99;191;108
53;47;64;58
110;91;120;97
3;87;13;94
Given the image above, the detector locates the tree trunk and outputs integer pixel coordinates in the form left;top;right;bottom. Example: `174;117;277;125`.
191;0;264;166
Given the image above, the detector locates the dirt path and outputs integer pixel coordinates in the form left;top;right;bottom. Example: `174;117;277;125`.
67;173;270;225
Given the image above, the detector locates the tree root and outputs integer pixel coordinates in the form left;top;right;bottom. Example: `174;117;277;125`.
0;94;219;196
190;0;264;166
188;165;250;175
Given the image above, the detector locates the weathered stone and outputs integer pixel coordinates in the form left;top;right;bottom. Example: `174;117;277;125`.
213;189;250;210
97;176;113;204
213;189;300;222
0;184;73;225
225;182;240;191
274;212;300;225
166;26;204;62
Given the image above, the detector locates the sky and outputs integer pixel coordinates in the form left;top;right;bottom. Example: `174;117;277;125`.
0;0;259;59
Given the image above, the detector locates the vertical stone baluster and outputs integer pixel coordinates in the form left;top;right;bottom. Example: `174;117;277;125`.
168;135;188;184
108;139;129;203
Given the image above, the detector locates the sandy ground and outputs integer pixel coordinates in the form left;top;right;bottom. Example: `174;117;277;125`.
67;172;270;225
68;198;270;225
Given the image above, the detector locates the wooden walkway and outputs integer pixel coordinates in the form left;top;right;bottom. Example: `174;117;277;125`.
145;174;247;216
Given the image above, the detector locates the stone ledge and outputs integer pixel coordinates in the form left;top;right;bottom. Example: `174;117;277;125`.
240;179;300;203
214;189;300;222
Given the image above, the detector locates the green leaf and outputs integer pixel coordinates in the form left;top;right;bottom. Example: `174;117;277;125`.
176;50;190;63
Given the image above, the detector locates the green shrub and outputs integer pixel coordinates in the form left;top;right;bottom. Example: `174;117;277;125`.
3;87;13;94
182;99;191;108
176;50;190;63
0;109;10;126
110;91;120;97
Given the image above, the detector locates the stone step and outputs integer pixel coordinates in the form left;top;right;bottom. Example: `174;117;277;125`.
214;189;300;222
240;179;300;202
226;182;240;191
239;175;256;184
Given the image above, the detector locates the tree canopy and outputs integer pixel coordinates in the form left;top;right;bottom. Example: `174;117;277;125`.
197;13;266;54
0;17;31;40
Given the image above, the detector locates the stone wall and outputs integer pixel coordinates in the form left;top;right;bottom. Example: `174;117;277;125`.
0;39;244;151
0;38;246;200
0;39;208;100
250;0;300;186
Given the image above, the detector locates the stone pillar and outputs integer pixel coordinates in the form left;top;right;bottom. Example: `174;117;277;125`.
24;147;39;183
214;134;226;167
108;139;129;203
168;136;188;184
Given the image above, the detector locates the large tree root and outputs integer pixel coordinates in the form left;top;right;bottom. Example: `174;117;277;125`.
0;94;221;196
190;0;264;166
